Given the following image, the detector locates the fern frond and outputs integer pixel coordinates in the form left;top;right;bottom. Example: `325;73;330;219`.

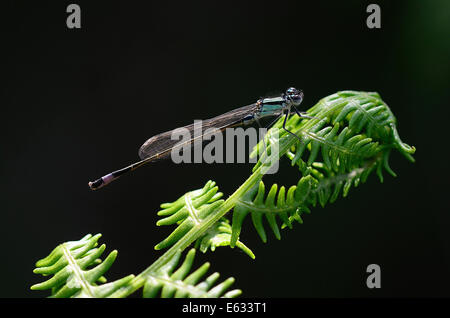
31;234;134;298
289;121;381;172
155;180;254;257
230;176;315;244
309;91;415;161
154;181;224;250
230;156;383;244
195;218;255;259
313;91;395;139
142;248;241;298
231;91;415;244
157;180;223;222
251;91;414;171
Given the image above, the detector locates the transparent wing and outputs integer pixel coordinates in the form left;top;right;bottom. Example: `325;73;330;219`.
138;103;259;160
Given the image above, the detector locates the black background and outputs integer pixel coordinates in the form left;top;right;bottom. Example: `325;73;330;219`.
2;1;450;298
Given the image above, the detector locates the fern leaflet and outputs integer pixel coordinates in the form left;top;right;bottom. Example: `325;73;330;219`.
31;234;134;298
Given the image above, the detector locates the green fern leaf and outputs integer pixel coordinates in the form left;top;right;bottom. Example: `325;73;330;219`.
31;234;134;298
195;218;255;259
142;248;241;298
155;180;254;257
230;176;316;245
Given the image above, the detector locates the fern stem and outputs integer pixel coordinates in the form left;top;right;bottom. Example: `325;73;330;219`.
112;121;311;297
110;167;265;297
61;244;95;297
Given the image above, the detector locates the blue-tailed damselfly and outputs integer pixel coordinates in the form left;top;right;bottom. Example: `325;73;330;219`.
88;87;311;190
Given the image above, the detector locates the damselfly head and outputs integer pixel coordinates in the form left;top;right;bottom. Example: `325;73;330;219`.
285;87;303;106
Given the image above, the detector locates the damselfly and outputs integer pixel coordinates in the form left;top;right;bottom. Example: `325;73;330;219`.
88;87;311;190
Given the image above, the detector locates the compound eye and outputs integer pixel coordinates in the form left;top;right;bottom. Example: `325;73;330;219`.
286;87;298;95
293;94;303;105
286;87;303;105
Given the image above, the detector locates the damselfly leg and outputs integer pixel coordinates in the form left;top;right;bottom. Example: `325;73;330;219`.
281;108;304;143
292;105;318;120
